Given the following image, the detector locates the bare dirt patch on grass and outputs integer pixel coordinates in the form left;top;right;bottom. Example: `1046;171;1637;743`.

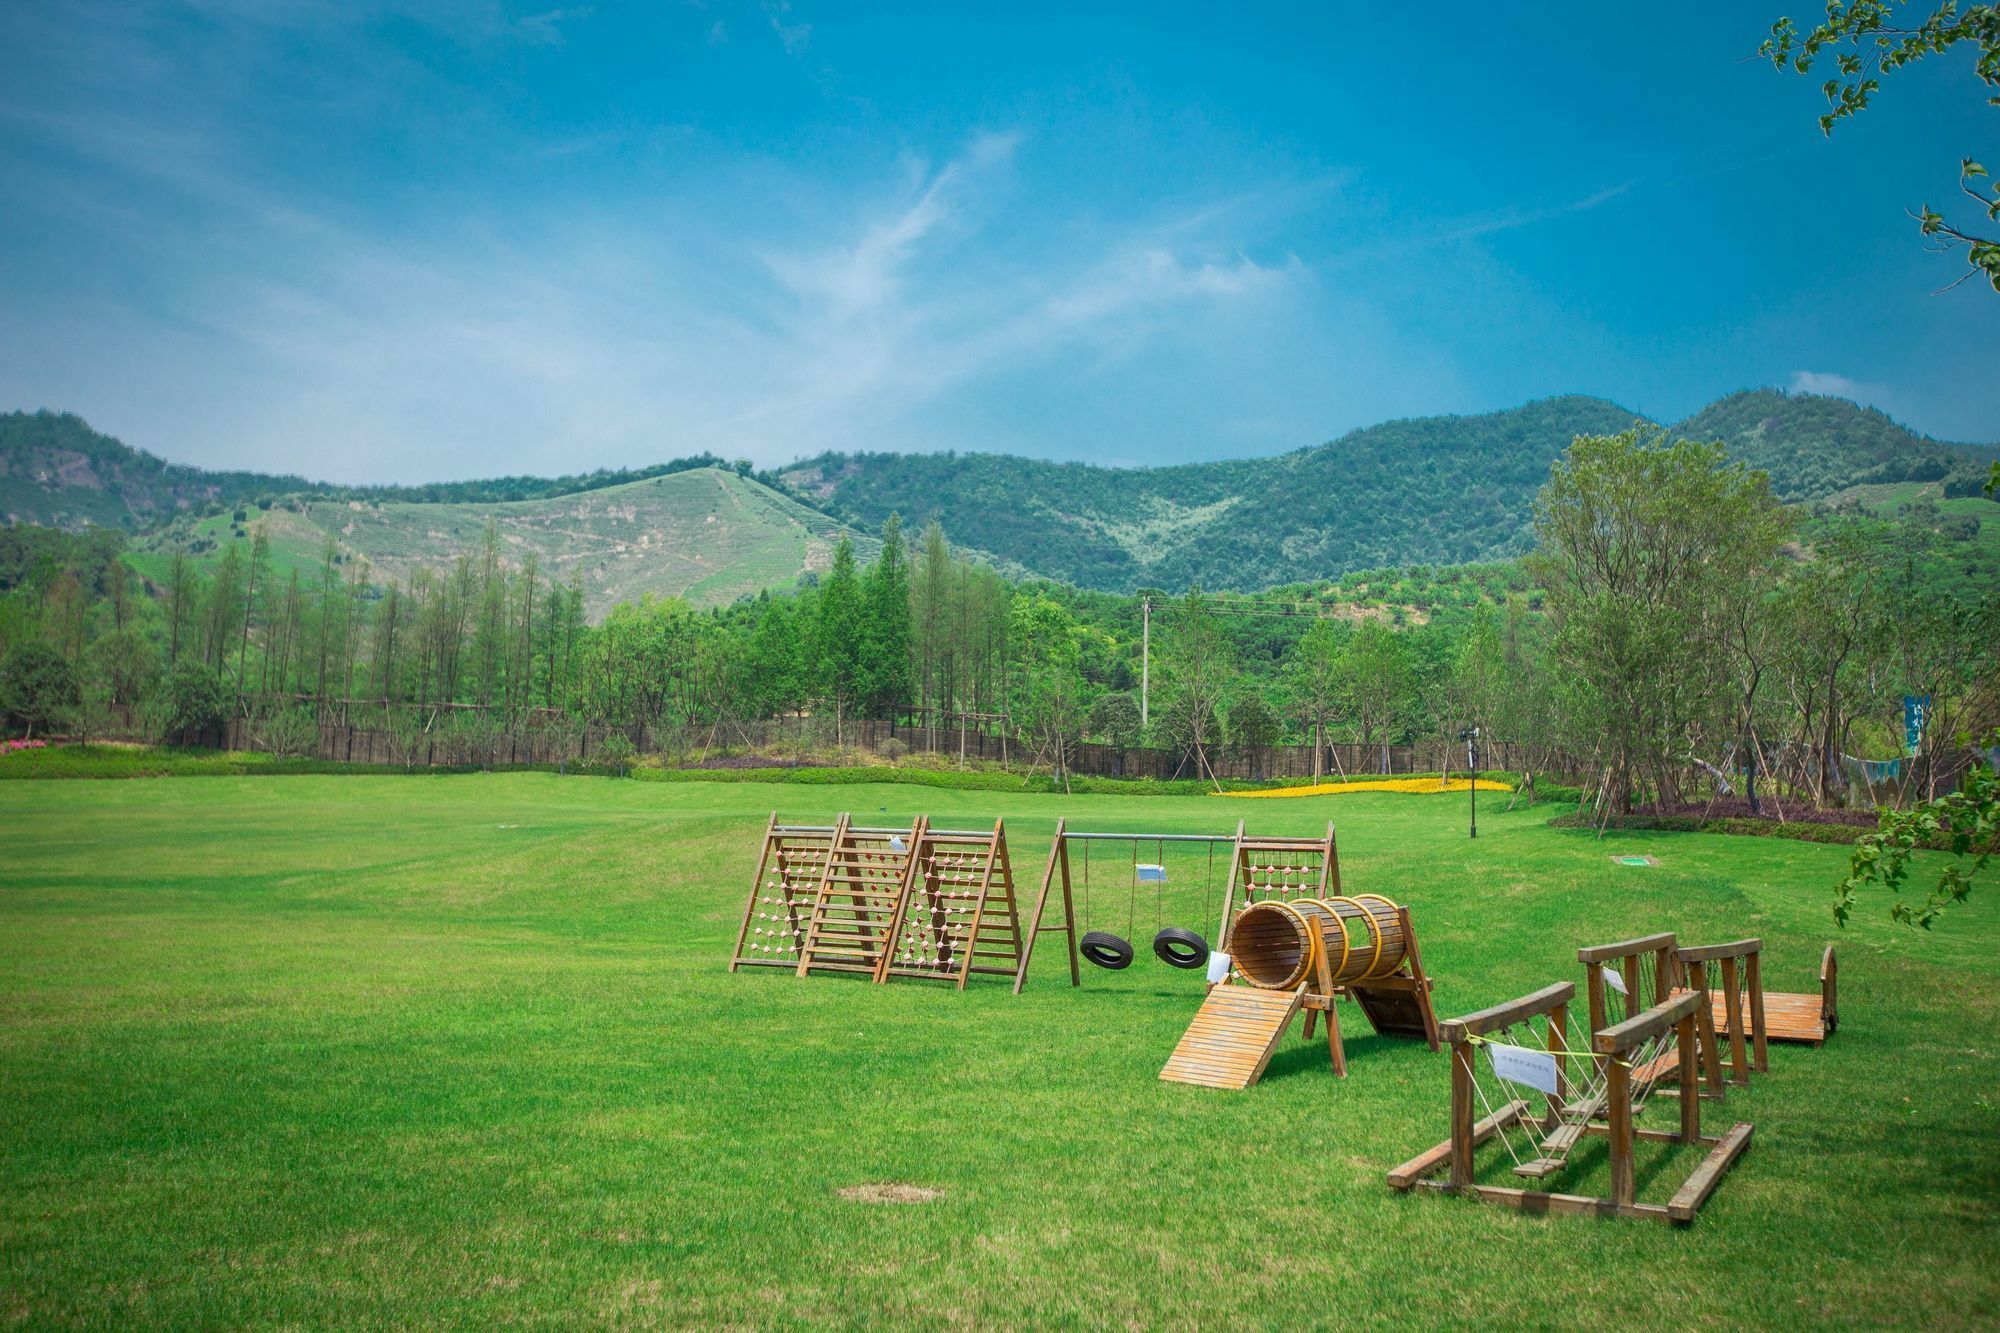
836;1183;943;1204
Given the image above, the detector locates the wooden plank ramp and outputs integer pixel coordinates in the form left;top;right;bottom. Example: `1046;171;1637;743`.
1160;987;1303;1090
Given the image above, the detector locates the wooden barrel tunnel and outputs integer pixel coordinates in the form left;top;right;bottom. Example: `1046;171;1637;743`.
1230;895;1408;990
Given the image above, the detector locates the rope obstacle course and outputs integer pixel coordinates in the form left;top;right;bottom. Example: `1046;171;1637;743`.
1388;931;1755;1224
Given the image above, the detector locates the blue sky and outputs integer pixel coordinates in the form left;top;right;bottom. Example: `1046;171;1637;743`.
1;2;1994;483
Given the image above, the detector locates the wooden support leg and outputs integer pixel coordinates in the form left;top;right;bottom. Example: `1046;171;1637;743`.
1324;998;1348;1078
1677;1014;1700;1144
1448;1038;1476;1189
1607;1057;1635;1208
1747;951;1769;1073
1691;960;1724;1101
1721;956;1749;1087
1302;1008;1317;1040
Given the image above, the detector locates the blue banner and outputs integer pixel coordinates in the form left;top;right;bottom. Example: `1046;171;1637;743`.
1904;695;1931;757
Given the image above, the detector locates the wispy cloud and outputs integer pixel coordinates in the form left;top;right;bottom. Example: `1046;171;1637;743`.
1789;370;1890;408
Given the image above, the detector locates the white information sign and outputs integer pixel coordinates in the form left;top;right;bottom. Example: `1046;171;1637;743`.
1487;1042;1560;1096
1602;968;1629;995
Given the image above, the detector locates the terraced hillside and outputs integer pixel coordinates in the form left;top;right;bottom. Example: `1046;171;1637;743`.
134;469;878;617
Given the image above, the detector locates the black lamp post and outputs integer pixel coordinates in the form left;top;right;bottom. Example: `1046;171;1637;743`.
1460;725;1480;839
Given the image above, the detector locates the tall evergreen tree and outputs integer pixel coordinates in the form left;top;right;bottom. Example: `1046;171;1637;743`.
860;515;913;717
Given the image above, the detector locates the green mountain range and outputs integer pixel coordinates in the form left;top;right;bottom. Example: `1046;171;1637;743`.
781;390;1995;592
3;390;1992;606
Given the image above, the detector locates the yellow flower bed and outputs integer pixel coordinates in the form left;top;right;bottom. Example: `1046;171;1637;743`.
1216;776;1514;798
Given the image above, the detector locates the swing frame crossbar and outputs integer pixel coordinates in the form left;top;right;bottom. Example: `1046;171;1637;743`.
1388;979;1754;1224
1013;818;1249;992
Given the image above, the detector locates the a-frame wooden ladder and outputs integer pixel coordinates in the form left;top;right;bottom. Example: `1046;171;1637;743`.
877;818;1024;988
728;812;837;971
794;815;922;978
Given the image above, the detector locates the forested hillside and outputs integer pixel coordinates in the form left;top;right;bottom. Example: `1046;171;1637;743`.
783;392;1997;592
0;410;772;528
1676;390;1994;500
6;391;1994;601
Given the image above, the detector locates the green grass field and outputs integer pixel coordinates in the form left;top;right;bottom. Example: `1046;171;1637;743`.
2;775;1996;1327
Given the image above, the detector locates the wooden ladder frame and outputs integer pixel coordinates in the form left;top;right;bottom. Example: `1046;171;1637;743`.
728;812;838;971
878;818;1025;989
794;815;923;978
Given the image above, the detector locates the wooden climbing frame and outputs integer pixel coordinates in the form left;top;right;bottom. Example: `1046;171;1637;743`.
795;814;922;978
877;818;1024;989
1388;980;1754;1224
730;812;1022;989
729;813;848;971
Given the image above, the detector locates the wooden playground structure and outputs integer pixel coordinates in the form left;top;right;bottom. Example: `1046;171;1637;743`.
1388;930;1765;1224
1010;820;1444;1089
727;813;1024;989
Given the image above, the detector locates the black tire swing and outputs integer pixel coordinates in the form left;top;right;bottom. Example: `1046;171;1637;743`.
1075;835;1211;972
1080;930;1136;970
1077;837;1135;970
1152;926;1208;970
1148;835;1210;969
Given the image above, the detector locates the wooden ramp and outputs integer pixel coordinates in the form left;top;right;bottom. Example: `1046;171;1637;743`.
1160;987;1303;1090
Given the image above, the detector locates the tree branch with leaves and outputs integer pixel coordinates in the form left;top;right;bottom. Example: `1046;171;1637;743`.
1765;2;2000;292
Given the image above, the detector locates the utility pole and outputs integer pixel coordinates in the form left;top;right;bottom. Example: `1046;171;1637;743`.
1463;725;1480;839
1140;597;1151;728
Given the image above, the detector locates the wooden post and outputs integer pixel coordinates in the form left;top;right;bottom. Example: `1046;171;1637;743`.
1449;1037;1476;1190
1324;822;1342;897
1546;1000;1569;1132
1013;819;1074;993
1057;836;1079;986
1399;905;1443;1050
954;818;1003;992
729;811;780;972
1676;1011;1700;1144
1607;1055;1635;1208
1747;948;1769;1073
794;812;852;977
1585;961;1608;1083
1690;959;1724;1099
1720;955;1749;1087
1215;820;1247;946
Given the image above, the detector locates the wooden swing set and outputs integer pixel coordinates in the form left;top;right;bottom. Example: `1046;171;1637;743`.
1011;819;1439;1087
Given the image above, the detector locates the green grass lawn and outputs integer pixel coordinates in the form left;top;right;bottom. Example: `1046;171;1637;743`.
2;776;1995;1327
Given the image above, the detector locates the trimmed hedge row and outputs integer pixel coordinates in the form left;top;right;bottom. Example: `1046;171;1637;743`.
1546;810;1889;848
0;744;1543;803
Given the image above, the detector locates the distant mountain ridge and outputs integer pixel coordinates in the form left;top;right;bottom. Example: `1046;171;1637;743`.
2;389;1993;599
781;389;1996;591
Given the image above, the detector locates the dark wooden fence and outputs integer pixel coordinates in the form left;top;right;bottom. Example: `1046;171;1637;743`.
205;709;1577;782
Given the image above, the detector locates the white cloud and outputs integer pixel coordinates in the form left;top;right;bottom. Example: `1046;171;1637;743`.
1788;370;1875;401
